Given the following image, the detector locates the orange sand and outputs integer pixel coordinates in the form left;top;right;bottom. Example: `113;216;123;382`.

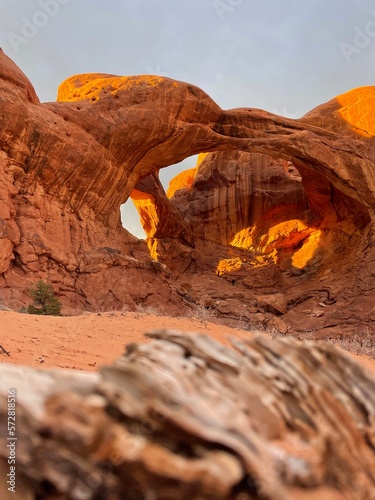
0;311;256;372
1;311;374;379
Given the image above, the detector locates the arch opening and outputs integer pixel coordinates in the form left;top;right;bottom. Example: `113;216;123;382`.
120;198;146;239
159;155;199;194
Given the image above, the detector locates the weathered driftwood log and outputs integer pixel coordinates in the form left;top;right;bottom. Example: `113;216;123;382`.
1;331;375;499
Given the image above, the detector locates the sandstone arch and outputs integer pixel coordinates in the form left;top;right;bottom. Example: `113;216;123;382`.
1;48;373;227
53;74;375;225
0;49;374;333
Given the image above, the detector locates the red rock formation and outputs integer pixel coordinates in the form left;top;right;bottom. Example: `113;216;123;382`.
131;174;193;246
168;151;309;249
0;48;374;333
0;51;184;312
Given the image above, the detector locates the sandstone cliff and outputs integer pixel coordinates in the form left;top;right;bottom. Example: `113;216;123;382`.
0;48;374;336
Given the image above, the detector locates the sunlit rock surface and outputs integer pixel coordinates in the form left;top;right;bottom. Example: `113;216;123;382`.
0;48;374;335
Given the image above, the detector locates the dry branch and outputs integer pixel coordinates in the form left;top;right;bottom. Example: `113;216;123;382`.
0;344;10;356
0;331;375;499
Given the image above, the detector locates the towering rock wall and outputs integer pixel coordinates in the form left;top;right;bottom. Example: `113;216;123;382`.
0;48;374;331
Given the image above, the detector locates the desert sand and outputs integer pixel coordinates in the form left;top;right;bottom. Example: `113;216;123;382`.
1;310;374;379
0;311;258;372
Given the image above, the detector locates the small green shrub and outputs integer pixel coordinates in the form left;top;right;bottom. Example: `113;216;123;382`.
27;280;62;316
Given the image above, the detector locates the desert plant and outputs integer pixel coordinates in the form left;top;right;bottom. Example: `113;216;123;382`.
230;314;251;331
27;280;62;316
187;304;216;322
327;331;375;359
135;304;162;316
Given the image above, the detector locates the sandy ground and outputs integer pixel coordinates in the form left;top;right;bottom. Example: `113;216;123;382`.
1;310;374;378
0;311;259;371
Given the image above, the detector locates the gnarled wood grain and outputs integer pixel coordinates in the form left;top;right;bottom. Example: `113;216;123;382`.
1;331;375;499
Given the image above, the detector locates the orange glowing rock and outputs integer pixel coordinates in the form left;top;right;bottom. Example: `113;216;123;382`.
130;188;155;202
235;220;322;269
292;231;322;269
336;86;375;138
230;227;255;249
166;154;211;198
130;189;157;236
196;153;209;167
57;73;169;103
127;193;160;260
146;239;159;261
257;220;313;252
167;168;197;198
216;257;243;275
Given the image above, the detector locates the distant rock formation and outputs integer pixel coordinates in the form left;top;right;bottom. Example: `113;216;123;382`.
1;330;375;499
0;48;374;335
168;152;310;251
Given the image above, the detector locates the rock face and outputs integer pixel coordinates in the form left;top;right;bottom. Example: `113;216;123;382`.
167;151;310;251
0;144;181;312
0;48;374;333
133;147;374;335
1;330;375;499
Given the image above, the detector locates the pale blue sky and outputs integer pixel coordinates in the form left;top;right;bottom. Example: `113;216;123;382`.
1;0;374;236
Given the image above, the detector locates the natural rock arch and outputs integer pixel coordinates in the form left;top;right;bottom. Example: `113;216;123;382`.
54;73;375;225
0;48;374;331
1;48;373;227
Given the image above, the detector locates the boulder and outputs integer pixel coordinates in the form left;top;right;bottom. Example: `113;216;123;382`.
256;293;288;315
267;316;289;334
